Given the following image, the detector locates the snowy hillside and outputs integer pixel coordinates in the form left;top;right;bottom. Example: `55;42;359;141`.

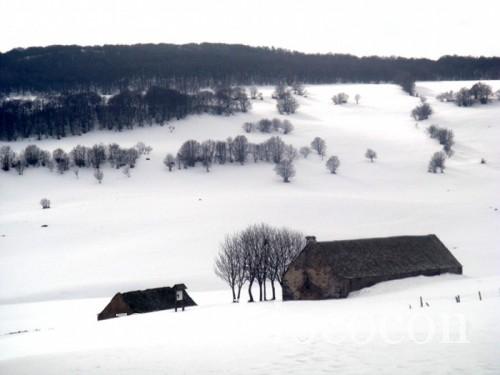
1;81;499;374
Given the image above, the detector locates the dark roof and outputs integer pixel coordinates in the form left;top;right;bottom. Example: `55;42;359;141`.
173;283;187;290
120;286;196;313
299;234;462;279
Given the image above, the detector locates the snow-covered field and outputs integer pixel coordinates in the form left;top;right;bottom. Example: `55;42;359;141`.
1;81;499;374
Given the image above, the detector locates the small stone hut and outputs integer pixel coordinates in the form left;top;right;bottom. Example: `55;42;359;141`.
97;284;196;320
282;234;462;300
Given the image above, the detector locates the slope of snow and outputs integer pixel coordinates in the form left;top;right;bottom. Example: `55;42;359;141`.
0;81;499;373
0;282;499;374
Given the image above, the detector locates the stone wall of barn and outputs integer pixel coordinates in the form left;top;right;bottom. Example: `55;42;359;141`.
282;262;349;300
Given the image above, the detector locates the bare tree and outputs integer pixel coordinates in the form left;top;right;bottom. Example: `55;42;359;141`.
254;224;273;301
365;148;377;162
311;137;327;159
215;235;246;302
332;93;349;105
455;88;474;107
273;228;305;289
232;135;248;165
240;225;265;302
135;142;146;155
277;92;299;115
292;82;306;96
70;145;88;168
281;119;294;134
0;146;15;171
24;144;43;166
284;145;298;161
178;140;201;167
300;146;311;159
273;83;287;99
428;151;446;173
411;103;433;121
242;122;254;133
122;165;131;177
94;168;104;183
163;153;176;171
250;86;258;100
88;144;106;169
14;154;26;175
470;82;493;104
201;140;216;172
258;118;273;133
266;136;286;164
233;87;251;113
40;198;51;209
274;159;296;183
215;141;227;164
53;148;70;174
326;155;340;174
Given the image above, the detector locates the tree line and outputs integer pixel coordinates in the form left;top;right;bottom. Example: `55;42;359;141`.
214;223;305;302
0;86;250;141
168;135;300;173
0;142;149;176
1;44;499;94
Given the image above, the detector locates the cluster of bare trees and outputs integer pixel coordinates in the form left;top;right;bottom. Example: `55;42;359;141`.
437;82;497;107
169;135;299;173
427;125;454;156
425;124;455;174
0;142;149;180
214;224;305;302
242;118;294;134
411;100;433;121
273;84;299;115
332;92;349;105
331;92;361;105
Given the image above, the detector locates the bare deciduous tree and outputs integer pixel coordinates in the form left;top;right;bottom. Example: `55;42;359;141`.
242;122;254;133
365;148;377;162
215;235;246;302
311;137;327;159
326;156;340;174
274;159;296;183
428;151;446;173
411;103;433;121
299;146;311;159
40;198;51;209
163;153;176;171
277;92;299;115
201;140;216;172
94;168;104;183
332;93;349;105
232;135;248;165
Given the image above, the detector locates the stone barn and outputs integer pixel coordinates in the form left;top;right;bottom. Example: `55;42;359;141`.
97;284;196;320
282;235;462;300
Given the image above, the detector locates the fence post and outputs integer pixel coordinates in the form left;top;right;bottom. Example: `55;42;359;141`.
478;291;482;301
420;296;423;308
